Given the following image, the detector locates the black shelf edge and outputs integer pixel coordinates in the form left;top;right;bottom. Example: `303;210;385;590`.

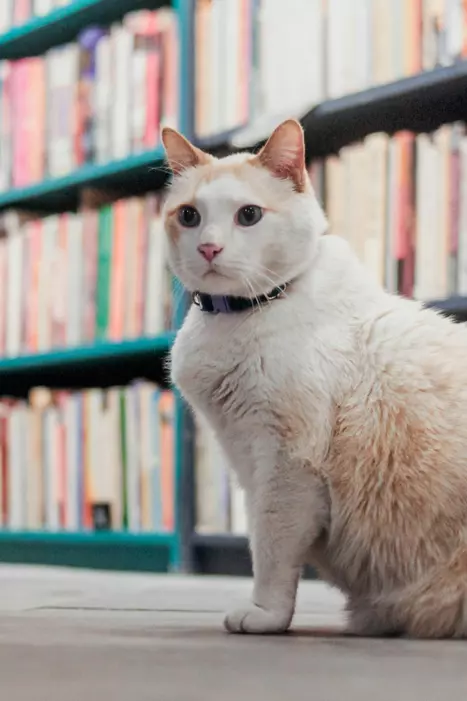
191;534;252;576
0;148;167;214
425;296;467;321
191;533;317;579
0;0;171;61
302;61;467;158
0;334;174;399
218;62;467;160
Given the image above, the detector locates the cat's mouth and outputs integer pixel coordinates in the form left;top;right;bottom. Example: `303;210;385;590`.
202;266;231;280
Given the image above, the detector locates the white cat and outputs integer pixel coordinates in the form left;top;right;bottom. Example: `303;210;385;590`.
162;119;467;638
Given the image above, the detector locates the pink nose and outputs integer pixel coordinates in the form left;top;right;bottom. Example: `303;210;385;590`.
197;243;223;262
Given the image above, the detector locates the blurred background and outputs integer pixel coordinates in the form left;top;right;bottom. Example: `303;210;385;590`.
0;0;463;577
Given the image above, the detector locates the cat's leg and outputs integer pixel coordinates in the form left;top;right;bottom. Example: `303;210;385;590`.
224;467;328;634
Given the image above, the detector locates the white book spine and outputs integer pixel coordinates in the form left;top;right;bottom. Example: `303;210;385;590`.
34;0;55;16
144;212;166;335
0;1;12;32
66;213;83;347
8;407;23;529
6;220;23;357
95;34;112;163
44;407;60;530
38;216;58;351
110;25;132;160
125;386;141;532
65;395;79;530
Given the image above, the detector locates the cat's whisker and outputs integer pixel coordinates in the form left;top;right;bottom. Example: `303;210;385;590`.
240;273;264;315
254;266;290;298
224;261;289;300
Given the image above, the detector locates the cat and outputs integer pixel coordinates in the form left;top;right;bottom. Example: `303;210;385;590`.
161;118;467;638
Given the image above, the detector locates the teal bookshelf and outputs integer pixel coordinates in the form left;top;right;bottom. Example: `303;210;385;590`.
0;531;174;572
0;0;172;60
0;334;175;396
0;147;168;213
0;0;194;574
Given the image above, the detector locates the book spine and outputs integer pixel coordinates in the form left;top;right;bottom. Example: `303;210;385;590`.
95;205;113;341
77;27;107;165
108;200;126;341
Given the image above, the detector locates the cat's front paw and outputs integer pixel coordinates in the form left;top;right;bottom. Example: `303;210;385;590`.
223;603;292;634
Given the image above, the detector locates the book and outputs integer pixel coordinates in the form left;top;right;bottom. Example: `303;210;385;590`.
0;7;179;187
0;195;172;356
321;122;467;303
0;382;176;533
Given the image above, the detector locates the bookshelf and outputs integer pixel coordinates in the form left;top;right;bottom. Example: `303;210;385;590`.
223;60;467;160
0;0;465;578
0;147;168;213
0;0;173;60
0;0;193;574
0;334;175;396
0;530;174;571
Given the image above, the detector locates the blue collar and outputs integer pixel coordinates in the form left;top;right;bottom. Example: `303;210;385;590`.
192;284;288;313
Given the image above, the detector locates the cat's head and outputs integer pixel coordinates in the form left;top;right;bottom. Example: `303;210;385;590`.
161;119;328;296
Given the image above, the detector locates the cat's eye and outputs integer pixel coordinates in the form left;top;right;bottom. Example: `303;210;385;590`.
236;205;263;227
178;205;201;228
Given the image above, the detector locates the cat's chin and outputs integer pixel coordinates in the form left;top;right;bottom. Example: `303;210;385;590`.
189;270;244;297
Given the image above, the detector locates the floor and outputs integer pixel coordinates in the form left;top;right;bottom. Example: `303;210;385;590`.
0;565;466;700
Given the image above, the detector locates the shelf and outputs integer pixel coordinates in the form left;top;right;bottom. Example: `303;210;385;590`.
0;333;175;398
226;61;467;160
425;296;467;322
11;64;465;214
191;534;317;578
0;530;174;571
303;61;467;158
0;147;168;214
0;0;171;60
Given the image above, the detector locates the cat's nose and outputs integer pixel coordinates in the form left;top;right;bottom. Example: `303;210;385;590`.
197;243;223;262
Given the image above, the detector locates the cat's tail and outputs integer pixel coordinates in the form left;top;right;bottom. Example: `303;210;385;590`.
367;546;467;639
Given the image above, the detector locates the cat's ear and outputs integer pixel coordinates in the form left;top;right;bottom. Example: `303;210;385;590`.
161;127;211;176
252;119;307;192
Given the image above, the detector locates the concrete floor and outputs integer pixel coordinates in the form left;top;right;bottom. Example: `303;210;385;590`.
0;566;466;700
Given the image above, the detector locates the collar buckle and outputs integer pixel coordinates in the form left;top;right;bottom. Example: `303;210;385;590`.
264;285;287;301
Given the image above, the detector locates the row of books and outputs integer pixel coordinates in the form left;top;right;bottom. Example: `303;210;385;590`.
195;419;247;535
0;0;72;31
0;194;172;358
194;0;467;139
0;382;175;532
315;122;467;302
0;6;178;189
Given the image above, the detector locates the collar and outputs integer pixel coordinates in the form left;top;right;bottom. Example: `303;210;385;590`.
192;284;288;314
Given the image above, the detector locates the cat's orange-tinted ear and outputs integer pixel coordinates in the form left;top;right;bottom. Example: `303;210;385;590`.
252;119;306;192
161;127;211;175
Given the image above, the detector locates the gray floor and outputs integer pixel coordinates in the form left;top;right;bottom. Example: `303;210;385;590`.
0;565;466;700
